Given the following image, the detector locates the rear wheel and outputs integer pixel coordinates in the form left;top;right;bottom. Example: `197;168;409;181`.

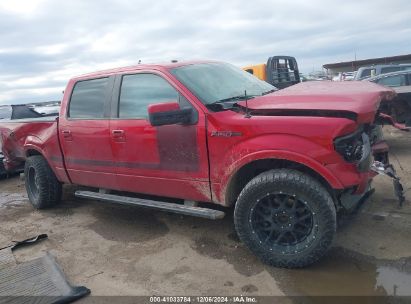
24;155;62;209
234;169;336;268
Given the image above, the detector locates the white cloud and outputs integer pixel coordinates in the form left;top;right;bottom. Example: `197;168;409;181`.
0;0;46;17
34;43;69;55
0;0;410;104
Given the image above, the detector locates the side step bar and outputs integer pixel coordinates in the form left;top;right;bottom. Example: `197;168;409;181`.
75;191;225;220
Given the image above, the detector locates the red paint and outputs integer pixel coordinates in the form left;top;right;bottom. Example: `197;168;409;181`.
379;113;409;131
0;61;394;206
148;101;180;114
238;81;395;124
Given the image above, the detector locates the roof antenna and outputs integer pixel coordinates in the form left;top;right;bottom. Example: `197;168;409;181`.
244;90;251;118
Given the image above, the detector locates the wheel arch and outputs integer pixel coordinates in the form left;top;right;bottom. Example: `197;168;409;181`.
224;153;342;207
25;147;43;157
23;144;64;182
24;134;47;159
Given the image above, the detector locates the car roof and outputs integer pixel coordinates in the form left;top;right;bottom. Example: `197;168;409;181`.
365;69;411;81
358;63;411;70
72;60;220;81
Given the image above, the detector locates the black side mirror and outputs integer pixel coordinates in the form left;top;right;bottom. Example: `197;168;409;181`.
148;102;194;126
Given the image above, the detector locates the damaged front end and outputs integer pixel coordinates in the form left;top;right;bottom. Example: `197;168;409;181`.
371;161;405;207
369;128;405;207
238;81;406;209
334;125;405;209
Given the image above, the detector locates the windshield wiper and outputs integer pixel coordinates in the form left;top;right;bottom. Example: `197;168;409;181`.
262;89;277;96
212;95;255;104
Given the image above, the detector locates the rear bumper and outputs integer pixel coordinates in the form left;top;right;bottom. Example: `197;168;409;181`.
2;156;24;174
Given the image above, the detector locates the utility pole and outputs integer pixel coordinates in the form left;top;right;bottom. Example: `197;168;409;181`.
354;50;357;70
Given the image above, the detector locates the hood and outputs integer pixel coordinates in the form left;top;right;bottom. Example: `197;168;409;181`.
238;81;396;124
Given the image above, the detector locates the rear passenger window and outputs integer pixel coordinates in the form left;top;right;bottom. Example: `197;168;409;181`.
119;74;178;119
69;78;109;119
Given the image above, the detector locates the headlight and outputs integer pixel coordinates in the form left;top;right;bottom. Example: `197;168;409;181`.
334;129;367;163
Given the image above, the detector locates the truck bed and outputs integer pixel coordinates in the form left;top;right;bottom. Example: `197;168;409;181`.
0;117;62;174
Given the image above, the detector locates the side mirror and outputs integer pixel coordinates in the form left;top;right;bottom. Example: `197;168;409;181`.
148;102;193;127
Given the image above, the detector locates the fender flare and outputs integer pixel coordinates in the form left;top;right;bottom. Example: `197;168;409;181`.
23;138;59;175
24;135;47;158
220;149;344;205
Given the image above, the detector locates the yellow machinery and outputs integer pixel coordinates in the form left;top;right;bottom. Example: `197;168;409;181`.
243;63;266;81
242;56;300;89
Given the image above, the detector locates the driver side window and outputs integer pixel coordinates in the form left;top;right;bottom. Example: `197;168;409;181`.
119;74;179;119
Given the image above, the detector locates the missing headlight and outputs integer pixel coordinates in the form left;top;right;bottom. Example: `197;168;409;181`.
334;129;366;163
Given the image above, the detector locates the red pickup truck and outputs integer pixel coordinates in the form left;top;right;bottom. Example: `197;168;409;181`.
0;61;403;268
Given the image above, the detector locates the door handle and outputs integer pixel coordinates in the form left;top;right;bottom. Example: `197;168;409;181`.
112;130;125;136
112;130;126;142
62;130;72;139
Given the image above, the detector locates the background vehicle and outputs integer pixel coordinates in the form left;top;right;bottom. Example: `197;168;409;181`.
354;64;411;80
0;102;60;120
335;71;356;81
243;56;300;89
0;61;400;268
367;70;411;87
366;70;411;126
307;70;329;81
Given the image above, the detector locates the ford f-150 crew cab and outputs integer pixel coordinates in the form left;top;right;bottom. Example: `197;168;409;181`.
0;61;404;268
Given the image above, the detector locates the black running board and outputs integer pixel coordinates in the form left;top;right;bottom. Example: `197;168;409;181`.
75;191;225;220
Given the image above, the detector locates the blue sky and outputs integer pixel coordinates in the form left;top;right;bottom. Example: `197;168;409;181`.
0;0;410;105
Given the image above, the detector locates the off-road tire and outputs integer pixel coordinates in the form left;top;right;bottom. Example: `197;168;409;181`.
24;155;62;209
234;169;336;268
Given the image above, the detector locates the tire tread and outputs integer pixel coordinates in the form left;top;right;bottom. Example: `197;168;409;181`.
234;169;336;268
24;155;62;209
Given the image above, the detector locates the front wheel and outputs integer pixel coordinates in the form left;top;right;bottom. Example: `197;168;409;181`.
234;169;336;268
24;155;62;209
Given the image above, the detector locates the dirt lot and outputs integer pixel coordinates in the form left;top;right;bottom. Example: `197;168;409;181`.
0;126;410;301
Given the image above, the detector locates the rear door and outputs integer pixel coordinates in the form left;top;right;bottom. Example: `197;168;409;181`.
59;76;118;189
109;71;211;201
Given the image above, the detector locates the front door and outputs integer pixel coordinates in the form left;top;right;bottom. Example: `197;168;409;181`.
109;72;211;201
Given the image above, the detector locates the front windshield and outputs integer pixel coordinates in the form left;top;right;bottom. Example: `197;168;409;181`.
170;62;276;105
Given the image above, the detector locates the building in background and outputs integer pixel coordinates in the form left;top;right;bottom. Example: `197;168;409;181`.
323;54;411;77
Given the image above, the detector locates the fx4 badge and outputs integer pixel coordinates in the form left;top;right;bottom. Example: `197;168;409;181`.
211;131;242;137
